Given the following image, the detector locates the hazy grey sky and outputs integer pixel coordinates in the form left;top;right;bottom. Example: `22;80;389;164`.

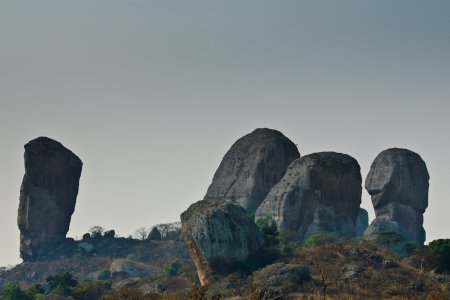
1;1;449;266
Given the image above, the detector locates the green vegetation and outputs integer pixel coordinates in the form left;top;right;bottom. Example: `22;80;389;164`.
164;259;182;276
404;240;417;256
0;282;44;300
256;214;279;246
428;238;450;272
46;272;78;296
302;233;337;248
374;230;404;250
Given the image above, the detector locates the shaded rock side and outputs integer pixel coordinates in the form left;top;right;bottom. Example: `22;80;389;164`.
17;137;83;261
204;128;300;213
255;152;362;242
252;263;311;291
363;148;429;246
356;208;369;237
180;198;264;286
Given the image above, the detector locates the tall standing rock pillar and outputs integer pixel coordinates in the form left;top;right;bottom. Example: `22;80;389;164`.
363;148;429;247
17;137;82;261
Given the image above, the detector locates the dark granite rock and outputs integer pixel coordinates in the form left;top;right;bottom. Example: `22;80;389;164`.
255;152;362;242
180;198;264;286
204;128;300;213
356;208;369;237
17;137;82;261
363;148;429;246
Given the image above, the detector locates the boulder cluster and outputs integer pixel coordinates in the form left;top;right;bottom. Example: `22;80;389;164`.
14;130;430;287
180;128;430;285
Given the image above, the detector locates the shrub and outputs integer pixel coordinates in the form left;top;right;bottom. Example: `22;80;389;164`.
46;272;78;296
375;231;404;250
0;281;31;300
89;226;106;238
404;241;417;256
302;233;337;248
428;239;450;272
164;259;182;276
256;215;278;246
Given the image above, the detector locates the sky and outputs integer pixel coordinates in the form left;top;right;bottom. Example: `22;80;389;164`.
0;1;449;267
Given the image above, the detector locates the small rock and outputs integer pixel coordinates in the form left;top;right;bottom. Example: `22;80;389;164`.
78;242;95;253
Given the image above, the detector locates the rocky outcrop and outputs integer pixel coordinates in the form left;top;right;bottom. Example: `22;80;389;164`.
363;148;429;246
204;128;300;213
252;263;311;292
17;137;83;261
110;259;164;279
356;208;369;237
255;152;362;242
151;222;181;240
180;198;264;286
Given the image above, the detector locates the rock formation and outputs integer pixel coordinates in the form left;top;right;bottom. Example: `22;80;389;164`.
17;137;82;261
252;263;311;292
356;208;369;237
180;198;264;286
255;152;362;242
204;128;300;213
110;259;164;280
363;148;429;246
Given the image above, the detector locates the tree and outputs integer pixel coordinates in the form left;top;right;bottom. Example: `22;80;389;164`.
255;215;278;246
404;241;417;256
428;239;450;272
164;259;182;276
375;231;404;250
0;281;31;300
133;227;149;241
89;226;105;238
46;272;78;296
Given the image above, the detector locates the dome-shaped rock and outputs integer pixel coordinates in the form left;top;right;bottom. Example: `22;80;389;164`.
255;152;362;242
204;128;300;213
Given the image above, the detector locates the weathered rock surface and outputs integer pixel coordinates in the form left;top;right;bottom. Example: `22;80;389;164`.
17;137;82;261
204;128;300;213
252;263;311;288
255;152;362;242
363;148;429;246
110;259;164;279
356;208;369;237
180;198;264;286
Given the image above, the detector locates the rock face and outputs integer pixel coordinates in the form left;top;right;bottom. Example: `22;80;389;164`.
204;128;300;213
363;148;429;246
110;259;164;279
180;198;264;286
17;137;82;261
255;152;362;242
356;208;369;237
